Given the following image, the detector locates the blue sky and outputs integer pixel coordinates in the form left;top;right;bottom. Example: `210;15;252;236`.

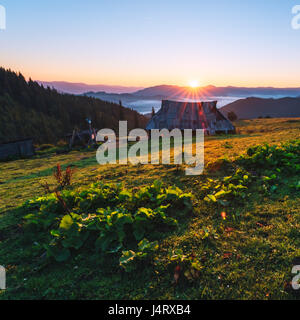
0;0;300;87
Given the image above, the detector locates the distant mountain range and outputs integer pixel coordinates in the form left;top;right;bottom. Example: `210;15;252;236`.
129;84;300;98
37;82;300;118
81;84;300;108
37;81;143;94
220;97;300;119
37;82;300;99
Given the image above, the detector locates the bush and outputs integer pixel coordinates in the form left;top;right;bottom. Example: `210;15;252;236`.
23;181;193;267
238;140;300;173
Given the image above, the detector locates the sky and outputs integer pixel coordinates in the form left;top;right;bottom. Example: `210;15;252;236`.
0;0;300;87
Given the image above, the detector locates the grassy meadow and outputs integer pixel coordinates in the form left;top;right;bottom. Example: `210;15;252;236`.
0;118;300;300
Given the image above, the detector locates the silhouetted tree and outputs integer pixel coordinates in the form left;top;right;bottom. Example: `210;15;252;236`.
151;107;155;118
134;111;139;128
0;68;147;144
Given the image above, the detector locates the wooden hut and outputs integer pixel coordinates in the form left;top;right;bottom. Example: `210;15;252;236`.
146;100;235;135
0;138;35;160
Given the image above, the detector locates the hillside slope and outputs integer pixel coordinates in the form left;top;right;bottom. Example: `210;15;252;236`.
0;119;299;300
0;68;147;144
220;97;300;119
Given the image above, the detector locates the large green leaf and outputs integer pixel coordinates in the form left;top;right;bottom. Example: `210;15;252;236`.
59;215;73;230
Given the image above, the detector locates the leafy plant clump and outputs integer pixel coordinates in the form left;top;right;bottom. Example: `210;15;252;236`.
23;180;193;268
238;140;300;173
201;140;300;207
120;239;159;272
201;168;252;207
238;140;300;194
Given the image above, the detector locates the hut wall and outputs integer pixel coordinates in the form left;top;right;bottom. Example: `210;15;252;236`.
0;139;35;160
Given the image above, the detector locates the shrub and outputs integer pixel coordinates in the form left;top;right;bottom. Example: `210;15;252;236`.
202;168;251;207
238;141;300;173
23;181;193;267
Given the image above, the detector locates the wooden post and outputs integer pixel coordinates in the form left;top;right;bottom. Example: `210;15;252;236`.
69;129;76;149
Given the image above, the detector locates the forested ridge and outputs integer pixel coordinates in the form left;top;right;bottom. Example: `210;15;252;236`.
0;68;147;144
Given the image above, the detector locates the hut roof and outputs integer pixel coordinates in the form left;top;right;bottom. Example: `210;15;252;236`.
0;137;33;145
146;100;235;134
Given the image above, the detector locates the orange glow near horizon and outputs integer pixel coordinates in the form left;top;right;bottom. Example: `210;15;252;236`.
2;62;300;89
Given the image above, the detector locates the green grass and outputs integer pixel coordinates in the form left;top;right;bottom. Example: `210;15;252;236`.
0;118;300;300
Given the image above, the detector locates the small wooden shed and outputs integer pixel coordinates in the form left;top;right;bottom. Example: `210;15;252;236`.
146;100;235;135
0;138;35;160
